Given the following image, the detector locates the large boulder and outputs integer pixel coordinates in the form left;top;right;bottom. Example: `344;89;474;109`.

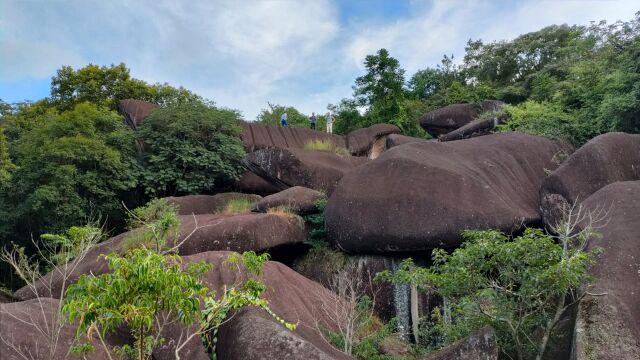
0;298;129;360
165;192;262;215
420;101;504;138
241;121;345;153
243;148;368;194
345;124;401;158
155;251;351;360
438;112;508;142
118;99;158;130
15;213;306;301
386;134;427;149
326;132;570;253
422;327;498;360
216;307;336;360
232;170;282;196
541;132;640;229
572;181;640;360
252;186;324;215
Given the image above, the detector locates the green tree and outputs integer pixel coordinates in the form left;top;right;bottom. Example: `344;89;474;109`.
327;98;365;135
0;126;14;183
50;63;206;112
6;103;136;245
353;48;406;124
137;102;245;197
378;223;599;360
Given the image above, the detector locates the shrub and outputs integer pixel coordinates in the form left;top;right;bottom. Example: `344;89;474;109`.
497;100;580;144
137;102;245;197
378;222;600;360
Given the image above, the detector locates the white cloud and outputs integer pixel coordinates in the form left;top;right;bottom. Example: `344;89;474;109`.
344;0;639;74
1;0;638;118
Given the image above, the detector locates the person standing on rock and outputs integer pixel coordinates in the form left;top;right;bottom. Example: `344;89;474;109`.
326;112;334;133
280;112;288;127
309;112;317;130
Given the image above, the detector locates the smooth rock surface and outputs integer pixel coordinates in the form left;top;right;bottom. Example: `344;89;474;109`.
252;186;324;215
572;181;640;360
326;132;569;253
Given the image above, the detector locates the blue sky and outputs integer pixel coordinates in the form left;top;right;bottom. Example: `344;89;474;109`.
1;0;638;119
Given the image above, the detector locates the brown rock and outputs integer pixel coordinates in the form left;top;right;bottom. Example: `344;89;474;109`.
15;213;306;301
386;134;427;148
244;148;368;194
232;170;282;196
420;101;504;138
252;186;324;215
118;99;158;130
155;251;351;360
541;132;640;229
241;121;345;153
0;298;130;360
345;124;400;157
572;181;640;360
438;113;508;142
422;327;498;360
326;132;569;253
165;193;262;215
216;307;337;360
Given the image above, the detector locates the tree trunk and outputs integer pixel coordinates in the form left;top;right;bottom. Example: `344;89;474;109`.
410;285;420;343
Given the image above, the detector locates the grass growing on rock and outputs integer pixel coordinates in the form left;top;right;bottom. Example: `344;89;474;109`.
304;139;350;157
217;197;254;215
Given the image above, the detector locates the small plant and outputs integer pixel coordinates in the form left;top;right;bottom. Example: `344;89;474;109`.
64;248;212;360
303;196;329;249
0;223;104;360
304;139;350;157
217;198;254;215
121;198;181;252
266;206;297;219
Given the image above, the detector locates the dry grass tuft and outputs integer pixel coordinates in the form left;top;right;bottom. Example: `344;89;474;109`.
218;198;254;215
304;139;350;157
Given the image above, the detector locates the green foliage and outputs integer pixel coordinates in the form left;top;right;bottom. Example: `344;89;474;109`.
137;102;245;197
0;126;14;183
302;196;329;249
40;225;104;266
64;248;212;359
378;228;598;360
353;49;406;126
64;199;293;360
327;98;365;135
50;63;206;112
123;198;181;252
5;102;135;245
498;101;580;144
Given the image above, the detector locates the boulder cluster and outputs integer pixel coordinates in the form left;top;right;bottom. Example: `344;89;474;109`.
2;99;639;359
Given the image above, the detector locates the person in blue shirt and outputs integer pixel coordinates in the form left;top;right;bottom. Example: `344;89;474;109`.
280;112;288;127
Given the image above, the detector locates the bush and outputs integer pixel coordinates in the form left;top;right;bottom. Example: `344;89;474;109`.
137;102;245;197
378;225;600;360
498;100;580;144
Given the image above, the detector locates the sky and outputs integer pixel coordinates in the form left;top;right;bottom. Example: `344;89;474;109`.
1;0;638;119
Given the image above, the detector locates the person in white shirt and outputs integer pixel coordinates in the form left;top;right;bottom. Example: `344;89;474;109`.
326;112;334;133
